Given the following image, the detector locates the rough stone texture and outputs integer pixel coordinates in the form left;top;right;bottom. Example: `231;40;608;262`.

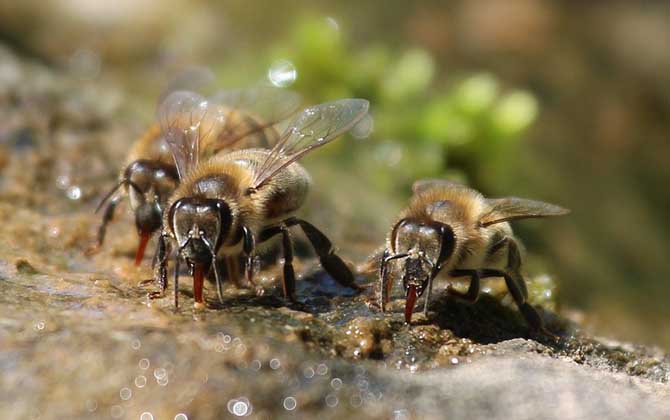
1;45;669;420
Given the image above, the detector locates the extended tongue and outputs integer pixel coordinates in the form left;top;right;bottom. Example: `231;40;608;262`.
193;263;205;307
134;231;151;266
405;285;417;324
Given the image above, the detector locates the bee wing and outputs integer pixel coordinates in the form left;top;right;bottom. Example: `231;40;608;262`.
412;179;470;195
480;197;570;227
251;98;370;189
209;86;301;148
157;90;226;179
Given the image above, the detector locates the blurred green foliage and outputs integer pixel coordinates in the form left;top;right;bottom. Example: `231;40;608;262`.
223;17;540;196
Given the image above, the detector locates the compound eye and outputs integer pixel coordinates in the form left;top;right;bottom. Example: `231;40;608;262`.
394;220;420;253
127;184;144;210
154;171;178;201
396;219;419;239
171;201;194;247
195;204;221;248
418;224;438;239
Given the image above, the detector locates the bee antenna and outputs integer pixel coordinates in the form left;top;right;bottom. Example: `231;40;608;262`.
383;252;410;264
95;179;146;214
95;181;125;214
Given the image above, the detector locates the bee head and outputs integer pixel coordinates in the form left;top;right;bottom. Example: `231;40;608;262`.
168;197;232;265
124;159;179;235
390;218;456;322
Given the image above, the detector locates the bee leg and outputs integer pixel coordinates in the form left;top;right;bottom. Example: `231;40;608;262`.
241;226;263;295
423;274;436;315
445;269;481;303
505;238;528;300
86;196;121;255
504;238;556;338
224;256;242;288
279;225;297;302
286;218;362;293
379;249;391;312
148;233;169;300
173;255;180;308
258;224;297;302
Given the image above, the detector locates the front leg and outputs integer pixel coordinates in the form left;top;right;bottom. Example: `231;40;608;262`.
422;274;436;315
379;249;391;311
279;225;297;302
241;226;263;295
86;196;121;255
148;233;169;299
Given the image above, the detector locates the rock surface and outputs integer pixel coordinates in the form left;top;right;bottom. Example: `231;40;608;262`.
0;45;669;420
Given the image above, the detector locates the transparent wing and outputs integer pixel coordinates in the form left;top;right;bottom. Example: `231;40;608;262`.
209;86;301;149
157;90;227;179
251;98;370;189
412;179;470;195
480;197;570;227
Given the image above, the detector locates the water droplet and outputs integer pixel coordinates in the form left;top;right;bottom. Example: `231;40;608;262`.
153;368;167;380
330;378;342;390
351;114;374;139
34;321;45;331
157;376;169;387
393;409;410;420
85;399;97;412
69;48;101;80
268;60;297;87
110;405;124;418
140;412;154;420
373;142;403;167
228;398;251;417
325;17;340;32
48;226;60;238
282;396;297;411
134;375;147;388
250;360;262;371
119;387;132;400
174;414;188;420
139;358;150;370
269;358;281;370
131;339;141;350
350;394;363;408
56;175;70;189
450;357;460;365
316;363;329;376
66;186;82;200
302;366;315;379
325;394;339;408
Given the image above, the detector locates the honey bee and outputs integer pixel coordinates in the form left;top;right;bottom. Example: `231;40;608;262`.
89;83;300;266
152;97;370;308
375;179;569;334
